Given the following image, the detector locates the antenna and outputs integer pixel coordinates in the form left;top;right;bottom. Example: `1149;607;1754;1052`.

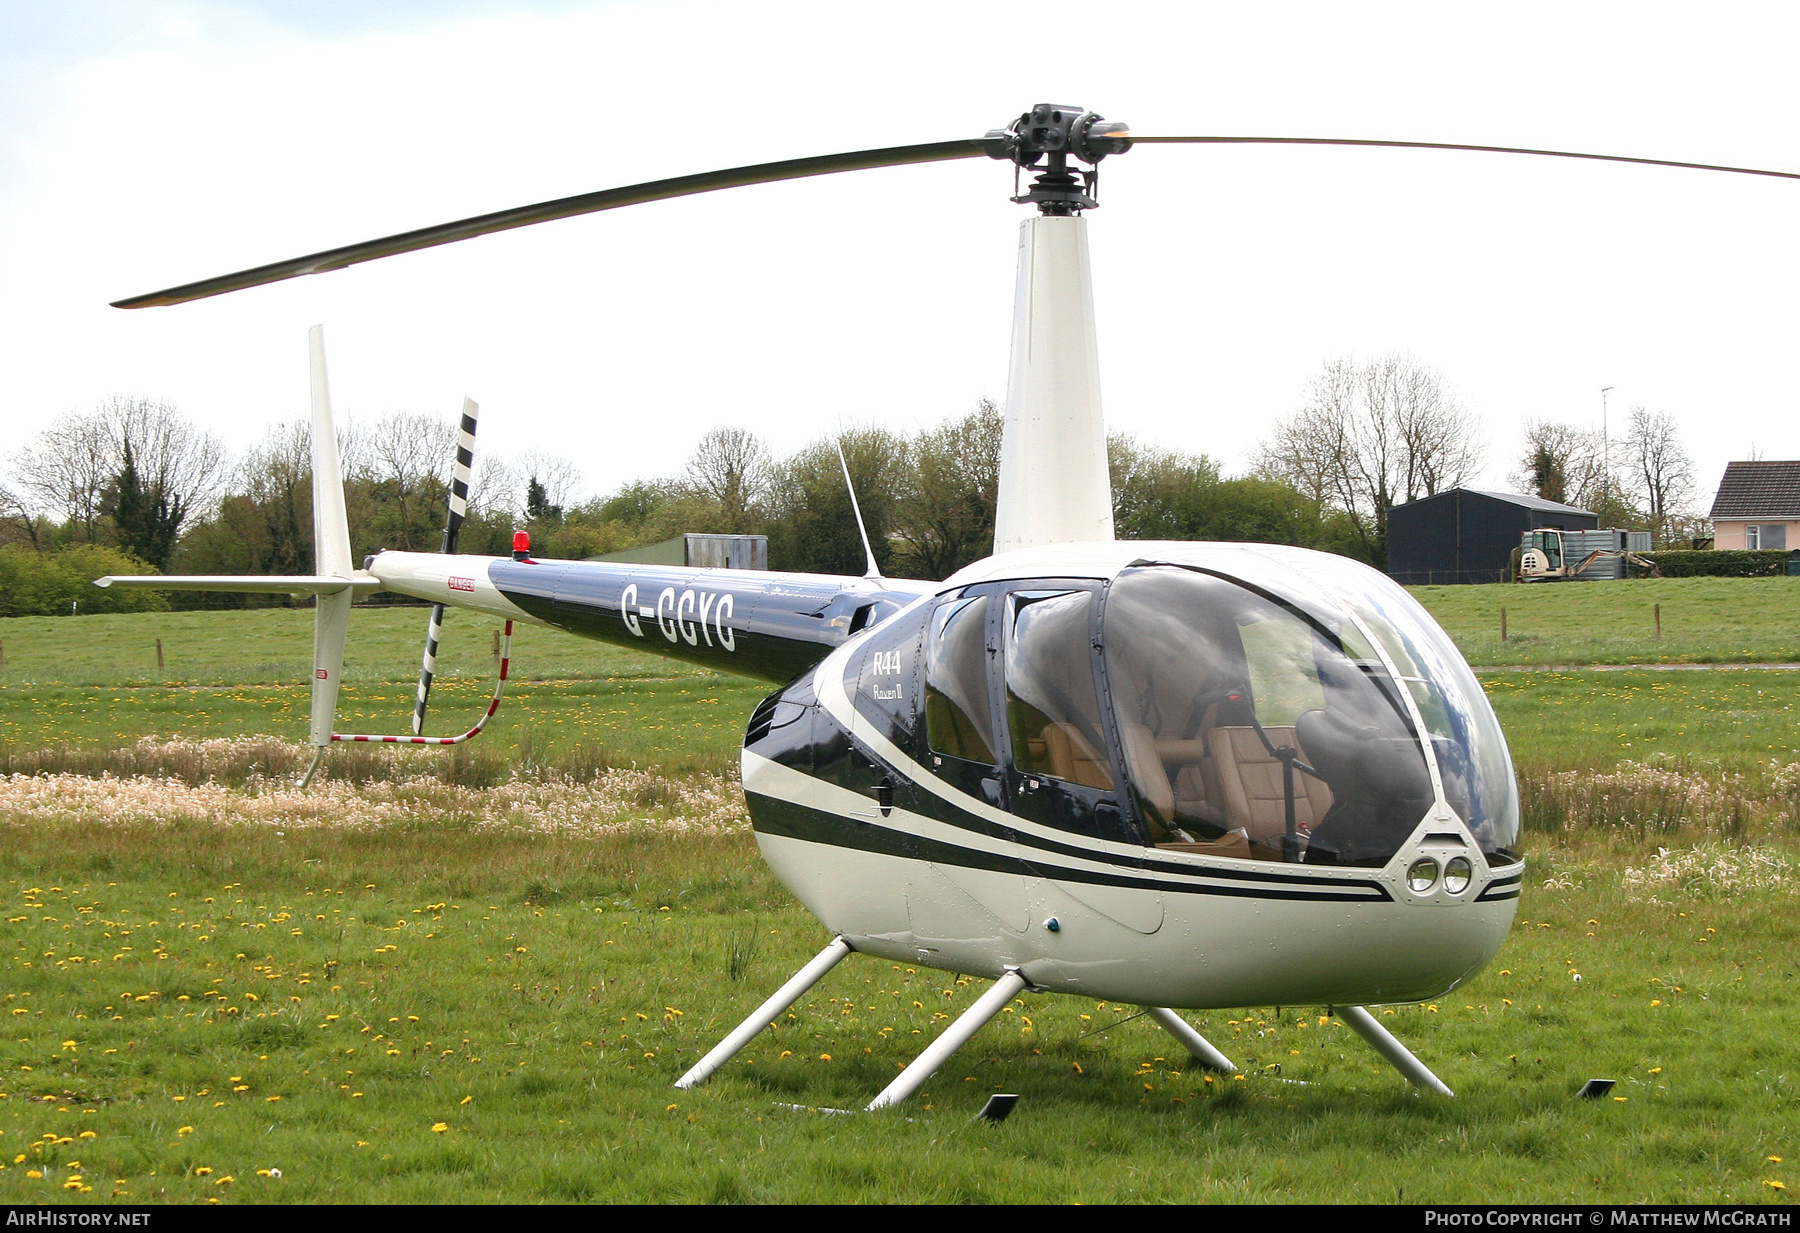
835;438;882;580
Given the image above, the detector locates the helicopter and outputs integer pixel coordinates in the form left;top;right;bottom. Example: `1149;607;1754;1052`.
96;104;1800;1110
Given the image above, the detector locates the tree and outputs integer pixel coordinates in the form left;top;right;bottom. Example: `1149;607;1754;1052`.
1622;406;1696;544
10;398;225;553
1510;420;1608;509
102;441;188;569
525;477;561;523
1110;433;1365;557
11;409;115;543
172;420;314;596
682;428;770;534
1255;354;1481;564
891;399;1002;579
0;481;47;548
514;450;583;524
767;427;906;575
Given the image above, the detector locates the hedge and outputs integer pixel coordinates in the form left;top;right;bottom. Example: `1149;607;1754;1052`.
1638;549;1795;578
0;545;170;617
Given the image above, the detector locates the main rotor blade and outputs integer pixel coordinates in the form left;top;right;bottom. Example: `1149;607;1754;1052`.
113;138;991;309
1128;135;1800;182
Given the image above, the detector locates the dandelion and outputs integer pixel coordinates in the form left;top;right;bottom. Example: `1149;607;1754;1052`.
431;1123;448;1133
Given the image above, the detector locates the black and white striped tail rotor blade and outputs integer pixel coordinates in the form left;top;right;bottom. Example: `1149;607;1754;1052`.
446;398;478;550
412;398;480;736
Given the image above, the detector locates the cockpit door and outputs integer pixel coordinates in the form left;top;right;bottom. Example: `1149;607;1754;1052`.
997;582;1162;934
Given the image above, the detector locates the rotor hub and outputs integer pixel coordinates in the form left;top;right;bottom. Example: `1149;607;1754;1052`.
984;104;1132;215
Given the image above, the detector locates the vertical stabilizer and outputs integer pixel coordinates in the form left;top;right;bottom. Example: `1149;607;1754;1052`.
309;326;354;579
305;326;354;756
992;214;1114;553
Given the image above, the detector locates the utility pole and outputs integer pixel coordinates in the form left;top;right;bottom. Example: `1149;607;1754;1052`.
1600;385;1615;508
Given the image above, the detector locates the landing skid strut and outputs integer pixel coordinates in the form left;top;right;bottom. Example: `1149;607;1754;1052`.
674;942;1452;1106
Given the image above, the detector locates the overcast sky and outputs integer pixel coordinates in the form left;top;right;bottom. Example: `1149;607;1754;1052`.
5;0;1799;511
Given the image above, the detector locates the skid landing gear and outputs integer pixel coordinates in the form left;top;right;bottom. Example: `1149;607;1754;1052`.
674;942;1450;1108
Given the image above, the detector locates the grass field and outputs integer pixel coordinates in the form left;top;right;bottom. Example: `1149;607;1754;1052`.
0;591;1796;1204
1412;575;1800;666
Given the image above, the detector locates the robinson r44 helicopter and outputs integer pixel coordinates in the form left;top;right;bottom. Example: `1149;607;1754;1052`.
99;105;1799;1109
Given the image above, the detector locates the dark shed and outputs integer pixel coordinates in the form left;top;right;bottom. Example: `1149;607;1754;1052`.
1386;489;1599;585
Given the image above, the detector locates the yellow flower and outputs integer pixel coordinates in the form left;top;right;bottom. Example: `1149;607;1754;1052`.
178;1126;194;1135
194;1166;212;1176
430;1123;448;1134
1765;1180;1786;1191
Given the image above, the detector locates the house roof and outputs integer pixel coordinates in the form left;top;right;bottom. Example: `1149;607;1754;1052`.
1709;461;1800;519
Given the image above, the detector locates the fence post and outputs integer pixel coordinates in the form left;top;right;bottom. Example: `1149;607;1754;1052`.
1654;603;1662;640
1500;607;1508;642
156;637;165;669
492;628;501;660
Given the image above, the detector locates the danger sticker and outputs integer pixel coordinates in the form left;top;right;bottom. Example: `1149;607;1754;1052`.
448;576;476;592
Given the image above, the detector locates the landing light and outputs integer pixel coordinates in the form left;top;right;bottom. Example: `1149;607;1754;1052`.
1407;859;1440;894
1443;857;1473;895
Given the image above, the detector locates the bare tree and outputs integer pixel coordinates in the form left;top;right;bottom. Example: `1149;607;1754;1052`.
683;427;771;533
11;398;226;552
1622;406;1695;543
1255;354;1481;559
1510;420;1608;508
518;450;586;523
12;408;116;541
0;480;48;547
345;411;457;550
467;455;523;523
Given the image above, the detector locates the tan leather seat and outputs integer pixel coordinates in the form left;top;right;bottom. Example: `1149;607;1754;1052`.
1041;723;1114;790
1204;726;1334;846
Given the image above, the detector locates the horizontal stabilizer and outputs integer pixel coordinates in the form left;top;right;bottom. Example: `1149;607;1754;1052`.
94;573;379;595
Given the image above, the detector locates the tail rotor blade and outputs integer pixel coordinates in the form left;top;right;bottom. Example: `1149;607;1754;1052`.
413;603;447;737
412;398;480;736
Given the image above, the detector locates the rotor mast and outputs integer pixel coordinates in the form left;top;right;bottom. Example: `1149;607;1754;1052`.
988;104;1130;554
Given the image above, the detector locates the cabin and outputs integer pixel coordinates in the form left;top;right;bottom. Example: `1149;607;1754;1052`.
1385;489;1599;585
1709;461;1800;550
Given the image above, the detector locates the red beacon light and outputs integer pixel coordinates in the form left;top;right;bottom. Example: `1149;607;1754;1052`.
512;531;532;562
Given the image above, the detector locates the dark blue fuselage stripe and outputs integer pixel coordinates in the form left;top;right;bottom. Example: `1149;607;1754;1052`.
747;791;1393;904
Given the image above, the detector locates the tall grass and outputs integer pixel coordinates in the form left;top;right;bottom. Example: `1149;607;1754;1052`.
1518;756;1800;840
